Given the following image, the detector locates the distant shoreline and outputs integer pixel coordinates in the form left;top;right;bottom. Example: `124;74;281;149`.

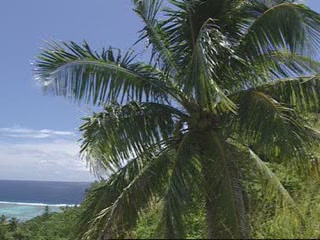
0;201;78;207
0;201;71;222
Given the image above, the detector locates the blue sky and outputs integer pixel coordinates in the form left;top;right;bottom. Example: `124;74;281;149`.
0;1;142;182
0;1;320;182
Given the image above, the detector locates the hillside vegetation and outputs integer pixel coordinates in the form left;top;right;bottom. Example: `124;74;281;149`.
2;158;320;239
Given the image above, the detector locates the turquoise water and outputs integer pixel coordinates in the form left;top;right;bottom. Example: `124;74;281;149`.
0;202;67;222
0;180;90;222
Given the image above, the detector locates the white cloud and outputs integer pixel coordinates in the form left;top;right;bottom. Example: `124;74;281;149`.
0;127;75;139
0;127;96;182
4;133;51;139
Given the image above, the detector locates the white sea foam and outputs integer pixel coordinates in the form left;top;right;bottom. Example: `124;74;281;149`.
0;201;78;207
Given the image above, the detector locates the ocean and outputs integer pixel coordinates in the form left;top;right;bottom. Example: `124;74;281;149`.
0;180;91;221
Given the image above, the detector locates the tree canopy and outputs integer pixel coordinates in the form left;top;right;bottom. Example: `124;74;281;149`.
34;0;320;239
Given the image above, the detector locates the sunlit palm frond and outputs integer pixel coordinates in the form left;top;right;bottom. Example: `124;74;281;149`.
244;51;320;84
240;2;320;58
79;147;174;240
184;19;238;112
228;140;305;225
80;101;187;175
258;75;320;112
248;149;304;220
77;148;156;239
34;41;181;105
234;90;318;173
133;0;179;75
162;0;248;69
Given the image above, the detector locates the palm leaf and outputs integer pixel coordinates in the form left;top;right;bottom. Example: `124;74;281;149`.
240;2;320;58
133;0;179;75
235;90;318;172
257;75;320;112
156;130;203;239
202;131;247;239
163;0;249;67
77;147;154;239
80;101;187;175
34;41;181;105
248;148;305;221
184;19;238;112
79;146;173;240
243;51;320;85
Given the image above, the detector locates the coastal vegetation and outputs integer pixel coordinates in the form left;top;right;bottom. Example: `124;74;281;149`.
0;207;79;240
33;0;320;239
1;166;320;239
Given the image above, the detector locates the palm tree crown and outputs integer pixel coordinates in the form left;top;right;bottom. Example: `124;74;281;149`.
35;0;320;239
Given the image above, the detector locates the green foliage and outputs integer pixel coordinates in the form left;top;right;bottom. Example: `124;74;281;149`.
132;200;206;239
21;206;81;240
0;206;81;240
2;170;320;239
0;225;13;240
248;164;320;239
132;202;161;239
34;0;320;239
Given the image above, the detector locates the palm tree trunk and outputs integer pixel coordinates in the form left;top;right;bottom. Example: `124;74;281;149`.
202;133;248;239
204;171;248;239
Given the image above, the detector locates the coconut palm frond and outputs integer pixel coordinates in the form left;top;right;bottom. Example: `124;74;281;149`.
258;75;320;112
77;148;156;239
79;147;173;240
35;41;182;105
133;0;179;74
202;131;247;239
248;148;304;220
235;90;317;171
241;2;320;58
156;130;203;239
80;101;187;175
184;19;238;112
243;51;320;87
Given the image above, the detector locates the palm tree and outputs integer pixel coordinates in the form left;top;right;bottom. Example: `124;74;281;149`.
34;0;320;239
8;218;18;232
0;215;7;225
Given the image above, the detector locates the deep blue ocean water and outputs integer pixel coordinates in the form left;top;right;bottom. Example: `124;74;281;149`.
0;180;91;221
